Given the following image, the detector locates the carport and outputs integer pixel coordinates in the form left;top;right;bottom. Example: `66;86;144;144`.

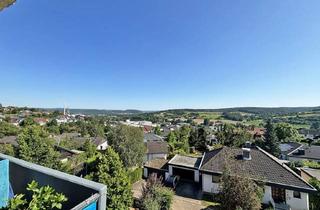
168;155;202;182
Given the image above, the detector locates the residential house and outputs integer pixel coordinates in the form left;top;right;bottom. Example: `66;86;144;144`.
33;117;49;126
287;145;320;162
92;137;108;151
145;141;168;161
146;146;316;210
279;142;302;160
144;133;164;142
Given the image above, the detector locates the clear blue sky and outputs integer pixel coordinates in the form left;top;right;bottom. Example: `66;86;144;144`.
1;0;320;110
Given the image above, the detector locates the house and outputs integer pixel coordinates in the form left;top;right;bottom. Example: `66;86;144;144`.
287;145;320;162
0;153;107;210
248;127;265;139
0;136;18;147
145;145;316;210
145;141;168;161
143;159;168;179
92;137;108;151
144;133;164;142
300;167;320;182
33;117;49;126
298;129;320;141
279;142;302;160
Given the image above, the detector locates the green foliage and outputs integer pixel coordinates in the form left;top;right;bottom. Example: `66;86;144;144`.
128;167;143;184
108;125;145;167
0;121;19;138
220;169;262;210
18;125;62;169
1;181;67;210
20;117;36;127
0;0;16;12
86;147;133;209
216;124;252;147
141;174;173;210
167;125;190;154
81;139;97;158
0;144;16;156
154;126;161;135
309;178;320;210
275;123;301;142
222;112;244;121
263;120;280;157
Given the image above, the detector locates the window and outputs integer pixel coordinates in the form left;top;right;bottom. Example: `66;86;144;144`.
212;175;220;183
293;191;301;199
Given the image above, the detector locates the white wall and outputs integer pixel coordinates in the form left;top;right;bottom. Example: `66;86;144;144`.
262;186;274;206
202;173;220;194
194;170;200;183
143;168;148;178
286;189;309;210
97;141;108;151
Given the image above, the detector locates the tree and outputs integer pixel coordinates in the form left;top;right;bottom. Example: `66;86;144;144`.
0;121;19;138
220;169;262;210
108;125;145;167
311;122;320;130
1;180;67;210
204;118;210;126
216;124;251;148
154;126;161;135
275;123;301;142
263;120;280;156
309;178;320;210
81;139;97;158
0;0;16;12
141;174;173;210
18;125;61;169
86;148;133;209
0;144;15;156
20;117;36;127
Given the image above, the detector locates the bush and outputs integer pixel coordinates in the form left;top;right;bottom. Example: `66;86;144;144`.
128;167;143;184
141;174;174;210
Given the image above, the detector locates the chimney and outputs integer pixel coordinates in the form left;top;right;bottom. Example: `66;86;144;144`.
242;148;251;160
244;141;252;148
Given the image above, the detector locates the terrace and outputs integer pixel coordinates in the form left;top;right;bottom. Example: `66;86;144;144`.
0;153;107;210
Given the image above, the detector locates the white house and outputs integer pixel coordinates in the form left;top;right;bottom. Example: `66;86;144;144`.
156;146;317;210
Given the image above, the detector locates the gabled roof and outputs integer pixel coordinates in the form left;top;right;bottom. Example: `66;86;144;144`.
288;145;320;161
280;142;302;155
144;133;163;142
144;159;168;170
200;147;316;192
146;141;168;154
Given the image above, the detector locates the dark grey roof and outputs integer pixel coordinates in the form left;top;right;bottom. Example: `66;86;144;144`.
169;155;202;169
0;136;18;147
144;159;168;170
301;168;320;180
200;147;315;192
146;141;168;154
280;142;302;155
144;133;163;142
289;145;320;161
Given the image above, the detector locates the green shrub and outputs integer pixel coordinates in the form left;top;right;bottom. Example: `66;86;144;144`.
128;167;143;184
154;186;174;210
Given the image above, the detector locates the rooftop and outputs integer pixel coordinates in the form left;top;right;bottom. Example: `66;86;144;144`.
301;167;320;180
0;136;18;147
146;141;168;154
280;142;302;155
200;147;315;193
144;159;168;170
144;133;163;142
169;154;202;169
288;145;320;161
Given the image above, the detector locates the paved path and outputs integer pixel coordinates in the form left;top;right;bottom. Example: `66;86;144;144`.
132;180;210;210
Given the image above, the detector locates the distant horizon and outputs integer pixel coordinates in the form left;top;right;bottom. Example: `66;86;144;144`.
1;102;320;112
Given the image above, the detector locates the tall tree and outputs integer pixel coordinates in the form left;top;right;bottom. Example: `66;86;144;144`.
309;178;320;210
18;125;61;169
0;0;16;12
275;123;301;142
264;120;280;156
220;169;262;210
108;125;145;167
87;148;133;209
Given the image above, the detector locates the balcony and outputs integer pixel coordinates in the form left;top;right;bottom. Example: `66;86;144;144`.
0;153;107;210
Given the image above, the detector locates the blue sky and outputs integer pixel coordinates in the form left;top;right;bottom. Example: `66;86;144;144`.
1;0;320;110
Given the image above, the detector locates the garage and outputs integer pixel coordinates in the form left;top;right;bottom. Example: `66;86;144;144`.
172;167;194;181
168;154;202;183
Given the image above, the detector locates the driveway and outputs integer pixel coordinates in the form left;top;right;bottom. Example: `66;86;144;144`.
132;180;214;210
